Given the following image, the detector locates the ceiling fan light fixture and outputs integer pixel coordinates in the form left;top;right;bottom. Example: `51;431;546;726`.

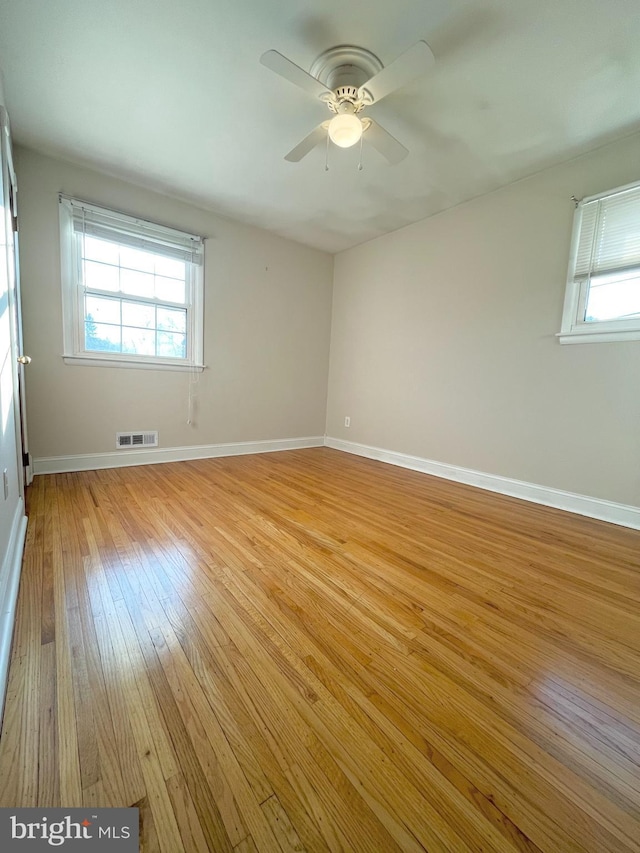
263;40;435;164
328;113;363;148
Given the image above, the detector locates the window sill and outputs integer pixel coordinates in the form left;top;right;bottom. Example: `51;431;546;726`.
63;354;205;372
557;328;640;345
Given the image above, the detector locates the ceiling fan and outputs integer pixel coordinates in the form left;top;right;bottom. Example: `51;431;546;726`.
260;41;435;165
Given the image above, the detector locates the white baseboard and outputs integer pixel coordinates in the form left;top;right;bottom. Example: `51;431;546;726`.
33;433;640;529
0;498;28;724
33;436;325;475
325;437;640;530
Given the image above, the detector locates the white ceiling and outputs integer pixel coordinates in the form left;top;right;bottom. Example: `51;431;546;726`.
1;0;639;253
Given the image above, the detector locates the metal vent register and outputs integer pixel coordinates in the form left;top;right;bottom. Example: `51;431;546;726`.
116;431;158;449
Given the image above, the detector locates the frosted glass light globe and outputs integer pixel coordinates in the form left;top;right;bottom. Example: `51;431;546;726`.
328;113;363;148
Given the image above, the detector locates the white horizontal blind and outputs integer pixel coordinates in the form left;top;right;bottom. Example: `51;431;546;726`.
574;183;640;281
61;195;204;264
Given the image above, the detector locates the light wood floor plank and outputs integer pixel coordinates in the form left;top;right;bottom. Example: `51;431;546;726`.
0;447;638;852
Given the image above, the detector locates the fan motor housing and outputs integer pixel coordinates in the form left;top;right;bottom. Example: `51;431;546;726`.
333;84;360;100
327;84;363;113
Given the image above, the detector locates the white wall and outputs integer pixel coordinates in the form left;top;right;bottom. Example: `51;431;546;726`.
15;147;334;461
327;132;640;507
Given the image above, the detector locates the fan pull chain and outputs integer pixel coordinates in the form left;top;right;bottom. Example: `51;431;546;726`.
358;133;364;171
325;128;330;171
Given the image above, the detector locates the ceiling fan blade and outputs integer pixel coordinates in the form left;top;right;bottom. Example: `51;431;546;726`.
284;123;328;162
363;119;408;165
359;40;435;104
260;50;331;100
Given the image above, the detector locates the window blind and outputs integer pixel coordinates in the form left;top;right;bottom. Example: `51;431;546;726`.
574;183;640;281
60;196;204;264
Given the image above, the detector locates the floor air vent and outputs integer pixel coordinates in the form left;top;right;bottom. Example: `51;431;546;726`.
116;431;158;449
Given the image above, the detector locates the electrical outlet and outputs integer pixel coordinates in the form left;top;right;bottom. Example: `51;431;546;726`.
344;416;350;427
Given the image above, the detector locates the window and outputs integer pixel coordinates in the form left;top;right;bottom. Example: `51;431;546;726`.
559;179;640;344
59;196;204;369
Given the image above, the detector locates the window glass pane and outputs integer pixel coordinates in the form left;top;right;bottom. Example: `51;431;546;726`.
119;246;155;273
120;268;154;298
84;260;119;292
155;275;186;303
585;271;640;322
83;236;119;265
122;301;156;329
155;256;185;279
85;322;121;352
157;306;187;333
157;331;187;359
122;327;156;355
85;295;121;325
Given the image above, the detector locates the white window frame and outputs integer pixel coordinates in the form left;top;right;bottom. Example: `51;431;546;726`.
558;179;640;344
59;195;205;371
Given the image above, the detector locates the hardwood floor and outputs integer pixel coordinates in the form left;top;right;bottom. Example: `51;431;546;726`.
0;447;639;852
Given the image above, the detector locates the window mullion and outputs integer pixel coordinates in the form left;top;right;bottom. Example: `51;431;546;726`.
83;286;188;310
